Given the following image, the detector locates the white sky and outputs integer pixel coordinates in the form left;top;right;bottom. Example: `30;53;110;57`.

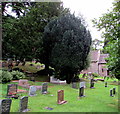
62;0;114;41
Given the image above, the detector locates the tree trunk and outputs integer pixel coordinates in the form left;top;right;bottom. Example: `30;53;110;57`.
66;73;73;84
45;64;49;71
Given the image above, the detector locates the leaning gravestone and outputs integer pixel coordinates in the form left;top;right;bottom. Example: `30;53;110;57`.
29;86;37;96
19;96;30;112
105;82;108;87
72;82;77;89
90;79;95;88
113;87;116;95
6;84;19;99
0;99;12;113
79;82;85;97
41;83;48;94
18;79;30;88
110;89;113;97
57;90;67;104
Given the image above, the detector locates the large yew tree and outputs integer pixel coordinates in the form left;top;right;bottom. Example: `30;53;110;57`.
43;14;92;84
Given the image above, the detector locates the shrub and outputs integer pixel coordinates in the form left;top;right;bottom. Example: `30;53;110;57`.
11;71;25;80
92;73;100;78
0;70;13;83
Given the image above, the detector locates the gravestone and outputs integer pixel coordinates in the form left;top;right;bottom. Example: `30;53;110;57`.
57;90;67;104
72;82;77;89
18;79;30;88
105;82;107;87
113;88;116;95
6;84;19;99
90;79;95;88
29;86;37;96
30;76;35;82
110;89;113;97
41;83;48;94
0;99;12;113
79;82;85;97
19;96;30;112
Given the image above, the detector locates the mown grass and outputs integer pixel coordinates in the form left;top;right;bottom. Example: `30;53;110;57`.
0;79;119;112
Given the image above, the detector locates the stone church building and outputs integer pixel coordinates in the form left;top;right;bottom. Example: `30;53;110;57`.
82;50;109;76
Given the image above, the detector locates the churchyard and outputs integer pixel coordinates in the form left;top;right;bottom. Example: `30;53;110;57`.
0;77;119;112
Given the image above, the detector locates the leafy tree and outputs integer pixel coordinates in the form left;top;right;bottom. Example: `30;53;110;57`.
44;13;92;84
2;2;69;64
92;39;103;50
92;1;120;80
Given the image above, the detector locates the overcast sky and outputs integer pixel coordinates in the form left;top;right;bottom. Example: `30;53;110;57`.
62;0;114;41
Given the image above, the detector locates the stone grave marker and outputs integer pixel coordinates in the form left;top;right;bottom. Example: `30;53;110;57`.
72;82;77;89
30;76;35;82
19;96;30;112
79;82;85;97
41;83;48;94
90;79;95;88
57;90;67;104
113;87;116;95
44;107;53;110
6;84;19;99
0;99;12;113
110;89;113;97
18;79;30;88
105;82;107;87
29;86;37;96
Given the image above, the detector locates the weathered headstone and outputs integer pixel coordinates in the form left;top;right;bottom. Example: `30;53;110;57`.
79;82;85;97
18;79;30;88
72;82;77;89
105;82;107;87
6;84;19;99
29;86;37;96
0;99;12;113
113;88;116;95
19;96;30;112
90;79;95;88
110;89;113;97
57;90;67;104
30;76;35;82
41;83;48;94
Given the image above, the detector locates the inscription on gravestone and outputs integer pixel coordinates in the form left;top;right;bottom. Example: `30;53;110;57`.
19;96;29;112
41;83;48;94
6;84;19;98
57;90;67;104
0;99;12;113
29;86;37;96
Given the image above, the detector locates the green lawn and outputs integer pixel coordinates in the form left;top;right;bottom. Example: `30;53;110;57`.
0;79;119;112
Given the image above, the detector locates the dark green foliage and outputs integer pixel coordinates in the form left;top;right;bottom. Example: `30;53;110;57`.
92;73;100;78
2;2;69;61
43;14;92;84
36;68;55;76
0;70;13;83
10;71;25;80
